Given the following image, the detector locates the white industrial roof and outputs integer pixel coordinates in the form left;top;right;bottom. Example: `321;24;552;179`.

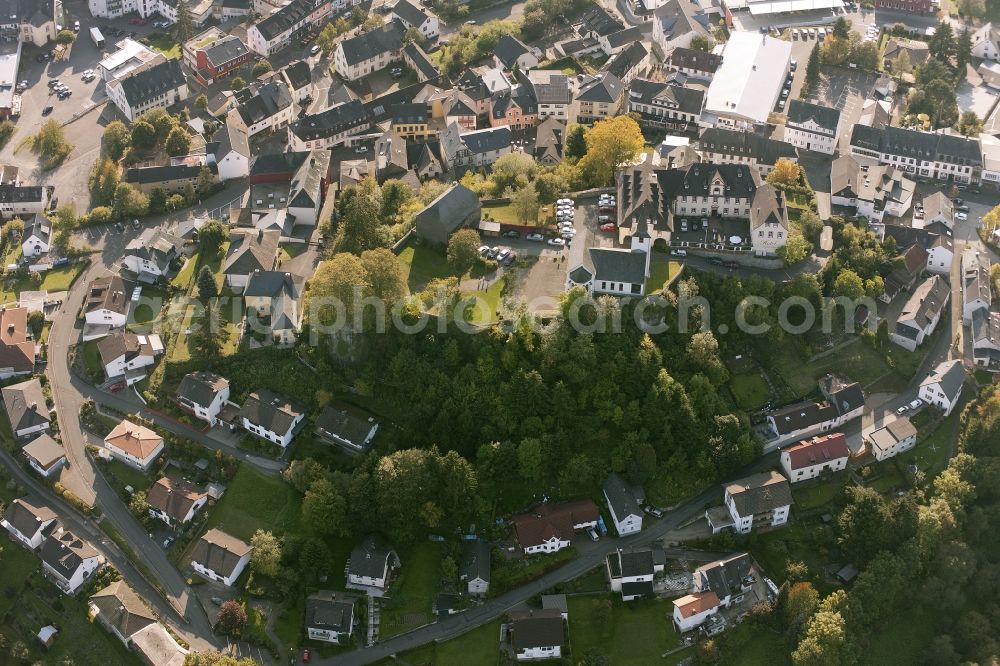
705;32;792;125
99;39;158;75
748;0;843;14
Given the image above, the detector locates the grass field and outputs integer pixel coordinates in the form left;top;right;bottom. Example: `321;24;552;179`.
203;464;301;540
481;202;550;227
169;295;242;362
462;277;505;325
717;622;791;665
142;32;180;59
865;608;936;664
645;261;682;294
394;620;502;665
791;474;847;511
81;339;104;377
0;262;86;304
750;520;837;588
730;372;771;410
397;245;458;293
380;542;443;639
0;533;141;665
567;596;679;665
771;339;910;402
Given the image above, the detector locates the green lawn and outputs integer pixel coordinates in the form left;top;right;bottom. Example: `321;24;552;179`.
0;262;86;304
142;32;180;59
169;295;242;362
396;620;502;665
481;202;551;227
716;622;791;666
81;339;104;377
0;533;141;665
730;372;770;410
380;542;443;638
102;459;154;498
203;464;301;541
170;253;198;289
791;474;847;511
644;261;681;294
462;277;505;325
397;245;459;292
750;520;837;587
894;407;958;479
772;340;909;402
129;285;167;326
567;596;680;664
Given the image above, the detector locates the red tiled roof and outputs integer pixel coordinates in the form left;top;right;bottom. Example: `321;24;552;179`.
674;592;720;618
511;500;599;548
784;432;850;470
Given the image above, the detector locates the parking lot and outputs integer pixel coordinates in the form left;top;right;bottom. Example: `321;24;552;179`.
806;67;877;152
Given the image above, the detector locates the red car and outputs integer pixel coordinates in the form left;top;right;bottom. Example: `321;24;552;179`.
600;222;616;232
301;649;311;663
129;17;145;24
109;383;125;393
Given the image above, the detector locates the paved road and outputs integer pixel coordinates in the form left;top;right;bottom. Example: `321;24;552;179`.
0;445;218;651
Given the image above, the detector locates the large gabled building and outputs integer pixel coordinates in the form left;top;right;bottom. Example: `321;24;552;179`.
627;78;704;132
850;125;982;185
106;58;188;123
334;19;406;81
785;99;840;155
698;127;797;177
247;0;334;56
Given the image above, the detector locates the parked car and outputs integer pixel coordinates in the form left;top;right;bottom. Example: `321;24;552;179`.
132;218;141;229
502;252;516;266
129;17;145;24
503;230;520;238
708;256;724;265
73;20;80;32
908;398;923;411
41;105;53;116
598;215;610;223
547;237;566;246
496;248;511;263
681;220;688;231
302;649;311;664
956;211;968;221
526;233;545;242
478;245;490;256
723;260;739;269
600;222;616;232
556;198;573;205
643;505;664;518
310;44;321;55
487;246;500;259
896;404;908;415
670;249;687;257
588;529;600;542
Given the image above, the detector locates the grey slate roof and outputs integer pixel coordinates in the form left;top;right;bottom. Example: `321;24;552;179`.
177;371;229;410
606;548;655;578
896;275;949;335
696;553;752;600
414;183;481;244
225;228;280;276
190;528;251;578
603;41;648;80
2;378;48;433
667;46;721;74
86;274;130;317
922;359;965;400
315;404;377;448
23;216;50;245
604;472;641;521
202;35;249;68
576;71;624;104
628;78;705;116
282;60;311;91
653;0;712;42
392;0;431;28
290;100;369;142
40;529;98;579
699;127;797;167
306;591;355;633
238;80;293;127
239;389;305;435
89;581;157;640
589;247;647;285
459;540;491;583
349;535;396;579
850;125;982;166
120;59;186;109
254;0;318;41
724;471;792;515
403;41;440;81
2;497;56;539
771;399;839;435
494;34;532;69
511;612;564;650
338;19;406;67
787;99;841;133
605;26;643;49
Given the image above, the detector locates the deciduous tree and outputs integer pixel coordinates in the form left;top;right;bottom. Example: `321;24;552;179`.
165;126;192;157
301;478;348;536
197;265;218;299
767;159;802;187
249;530;282;577
103;120;131;161
447;228;481;274
577;115;644;187
216;600;247;636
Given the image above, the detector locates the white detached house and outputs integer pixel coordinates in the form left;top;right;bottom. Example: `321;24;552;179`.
918;359;965;417
715;471;792;534
21;216;50;258
603;473;643;536
190;528;252;586
176;371;230;426
40;528;101;595
2;498;57;550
